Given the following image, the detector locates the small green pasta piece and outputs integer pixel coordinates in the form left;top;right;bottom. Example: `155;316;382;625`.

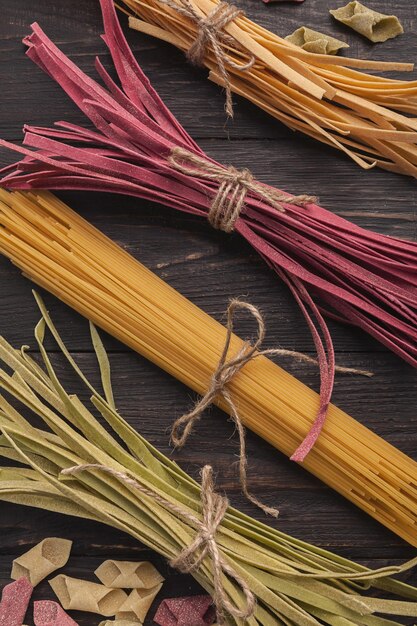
330;2;403;43
285;27;349;55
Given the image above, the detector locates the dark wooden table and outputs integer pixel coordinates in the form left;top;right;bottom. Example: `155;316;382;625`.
1;0;417;623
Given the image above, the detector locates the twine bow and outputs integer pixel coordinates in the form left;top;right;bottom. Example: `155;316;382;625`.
157;0;254;117
61;463;255;624
169;147;318;232
171;300;373;515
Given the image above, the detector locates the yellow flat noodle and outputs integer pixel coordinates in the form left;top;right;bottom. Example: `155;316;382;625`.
276;53;337;100
391;142;417;166
330;2;404;43
210;71;376;168
336;125;417;143
285;27;349;56
315;72;417;97
245;66;342;124
333;89;417;132
315;63;417;88
11;537;72;587
129;16;182;46
243;38;413;71
316;68;417;92
373;99;417;115
363;138;417;177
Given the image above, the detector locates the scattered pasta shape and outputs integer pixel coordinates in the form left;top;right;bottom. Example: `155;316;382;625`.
285;27;349;55
117;585;163;622
11;539;72;587
49;575;127;616
99;622;141;626
33;600;78;626
95;560;164;589
154;595;216;626
0;578;32;626
98;619;140;626
330;2;403;42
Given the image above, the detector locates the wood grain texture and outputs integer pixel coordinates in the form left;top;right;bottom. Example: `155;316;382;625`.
0;0;416;623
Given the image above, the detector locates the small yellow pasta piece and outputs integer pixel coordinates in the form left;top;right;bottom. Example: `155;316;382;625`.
95;560;164;589
49;575;127;616
116;585;163;622
11;538;72;587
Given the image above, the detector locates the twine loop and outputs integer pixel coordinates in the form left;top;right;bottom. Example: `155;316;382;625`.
169;147;318;232
61;463;255;624
157;0;255;116
171;299;372;515
171;465;228;574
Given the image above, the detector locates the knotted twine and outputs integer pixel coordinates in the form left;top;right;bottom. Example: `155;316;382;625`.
61;463;255;624
156;0;254;116
171;300;373;516
169;147;318;232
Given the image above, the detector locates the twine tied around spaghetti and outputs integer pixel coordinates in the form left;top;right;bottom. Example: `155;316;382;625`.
171;300;373;516
169;147;318;232
157;0;254;116
61;463;255;624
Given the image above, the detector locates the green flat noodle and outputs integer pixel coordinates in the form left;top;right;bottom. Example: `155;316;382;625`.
330;2;404;43
285;27;349;55
0;293;416;625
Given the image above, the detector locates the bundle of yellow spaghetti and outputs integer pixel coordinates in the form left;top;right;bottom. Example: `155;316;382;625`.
121;0;417;176
0;188;417;546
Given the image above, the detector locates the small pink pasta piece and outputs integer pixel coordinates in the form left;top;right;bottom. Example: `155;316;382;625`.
154;595;216;626
34;600;79;626
0;577;33;626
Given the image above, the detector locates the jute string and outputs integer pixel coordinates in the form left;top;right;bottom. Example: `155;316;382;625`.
156;0;254;117
61;463;255;624
169;147;318;232
171;300;373;516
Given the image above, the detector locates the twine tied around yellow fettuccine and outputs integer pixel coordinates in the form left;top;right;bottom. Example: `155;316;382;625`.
156;0;254;116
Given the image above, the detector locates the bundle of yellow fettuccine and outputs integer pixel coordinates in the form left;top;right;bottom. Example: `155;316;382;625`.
121;0;417;176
